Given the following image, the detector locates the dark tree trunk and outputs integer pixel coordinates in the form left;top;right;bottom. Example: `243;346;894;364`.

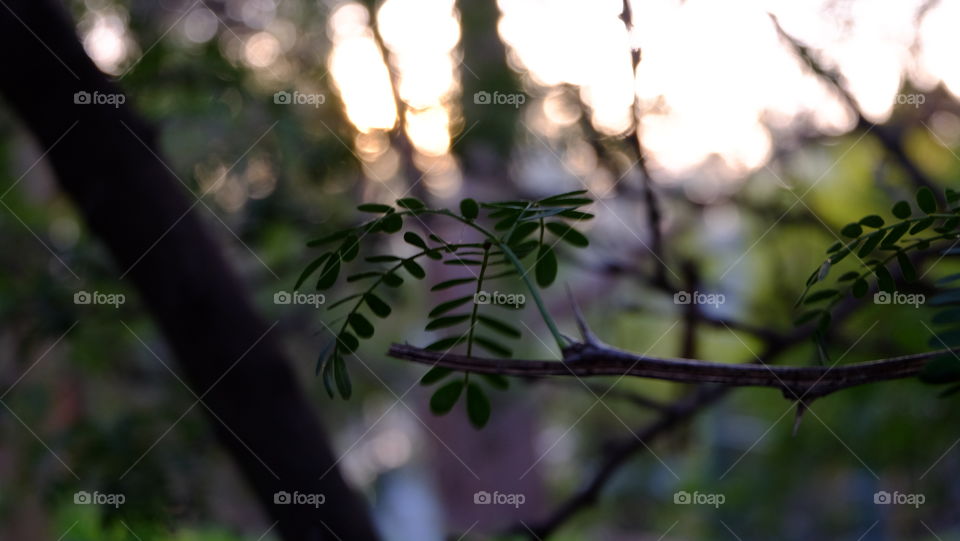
0;1;379;540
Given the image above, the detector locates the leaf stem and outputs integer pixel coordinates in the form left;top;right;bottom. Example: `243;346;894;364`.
829;213;960;257
427;209;568;352
326;244;467;367
466;243;491;358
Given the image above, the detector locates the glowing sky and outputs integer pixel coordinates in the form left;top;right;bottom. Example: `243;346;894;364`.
79;0;960;191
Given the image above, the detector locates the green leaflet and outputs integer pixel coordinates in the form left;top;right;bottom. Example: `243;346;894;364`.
466;383;491;428
536;245;558;287
460;198;479;220
430;380;464;414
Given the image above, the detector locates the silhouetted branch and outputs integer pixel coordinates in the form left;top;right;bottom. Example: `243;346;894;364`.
620;0;670;287
769;13;942;201
520;382;729;539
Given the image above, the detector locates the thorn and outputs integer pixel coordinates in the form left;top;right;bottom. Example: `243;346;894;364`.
566;283;600;346
792;401;807;437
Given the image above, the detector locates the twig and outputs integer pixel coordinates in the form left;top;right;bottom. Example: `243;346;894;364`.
679;261;699;359
520;382;729;539
620;0;670;286
365;1;422;190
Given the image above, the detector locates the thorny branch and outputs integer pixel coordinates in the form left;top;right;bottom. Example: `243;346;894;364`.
388;340;936;401
504;298;872;539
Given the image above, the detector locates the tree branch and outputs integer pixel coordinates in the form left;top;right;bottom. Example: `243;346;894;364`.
388;341;937;400
521;382;729;539
513;299;865;538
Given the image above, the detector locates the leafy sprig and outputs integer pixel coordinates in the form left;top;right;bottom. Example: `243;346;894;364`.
298;191;593;426
796;187;960;363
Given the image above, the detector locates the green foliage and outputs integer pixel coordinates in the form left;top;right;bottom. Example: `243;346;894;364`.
299;191;593;426
921;271;960;391
797;186;960;368
56;504;255;541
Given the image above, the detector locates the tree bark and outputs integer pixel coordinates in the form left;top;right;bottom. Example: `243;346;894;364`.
0;1;379;539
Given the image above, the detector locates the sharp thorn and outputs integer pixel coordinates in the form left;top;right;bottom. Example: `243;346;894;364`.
792;401;808;437
566;283;600;346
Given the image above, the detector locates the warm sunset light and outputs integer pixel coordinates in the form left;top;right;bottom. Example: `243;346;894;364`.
322;0;960;188
328;2;398;133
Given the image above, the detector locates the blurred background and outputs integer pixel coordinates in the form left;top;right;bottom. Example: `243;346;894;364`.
3;0;960;539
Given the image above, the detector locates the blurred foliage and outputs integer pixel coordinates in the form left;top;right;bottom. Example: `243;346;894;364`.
58;504;259;540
